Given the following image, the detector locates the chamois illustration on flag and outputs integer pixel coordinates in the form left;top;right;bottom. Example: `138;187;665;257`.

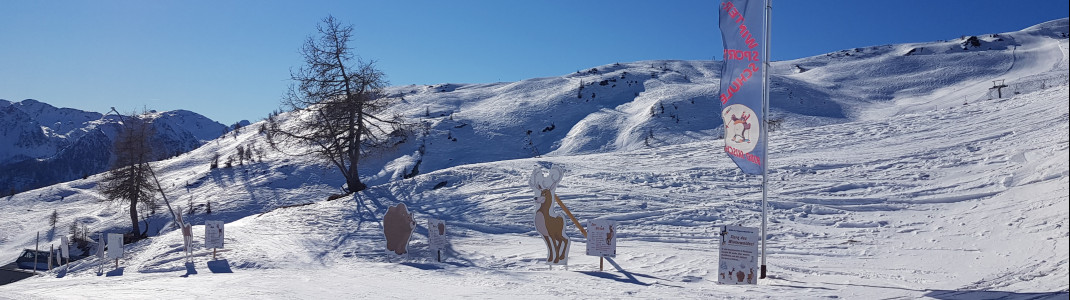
718;0;766;175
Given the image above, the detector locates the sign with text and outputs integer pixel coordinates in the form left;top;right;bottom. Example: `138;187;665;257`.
427;218;448;251
60;236;70;259
106;233;123;259
585;219;617;258
718;225;759;285
205;221;225;249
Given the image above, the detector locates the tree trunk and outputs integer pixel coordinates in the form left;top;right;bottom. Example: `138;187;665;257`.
347;100;366;192
346;165;366;192
129;197;140;236
142;217;150;237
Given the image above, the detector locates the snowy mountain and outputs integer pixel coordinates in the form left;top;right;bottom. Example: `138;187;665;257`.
0;100;228;195
0;18;1067;299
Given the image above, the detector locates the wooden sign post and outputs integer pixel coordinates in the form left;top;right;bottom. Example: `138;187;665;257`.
60;236;71;268
204;221;225;260
106;233;123;269
427;218;448;262
586;219;618;271
718;225;759;285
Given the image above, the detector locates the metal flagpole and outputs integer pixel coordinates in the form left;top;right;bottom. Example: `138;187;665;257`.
760;0;772;280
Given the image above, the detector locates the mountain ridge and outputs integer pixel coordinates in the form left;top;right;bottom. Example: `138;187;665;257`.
0;99;229;194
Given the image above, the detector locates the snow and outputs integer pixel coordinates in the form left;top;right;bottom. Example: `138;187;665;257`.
1;18;1067;299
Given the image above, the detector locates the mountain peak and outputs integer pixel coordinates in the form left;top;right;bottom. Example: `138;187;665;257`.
0;99;229;194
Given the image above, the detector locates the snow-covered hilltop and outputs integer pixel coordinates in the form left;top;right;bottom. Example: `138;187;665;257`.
0;100;228;195
357;19;1068;188
0;18;1067;299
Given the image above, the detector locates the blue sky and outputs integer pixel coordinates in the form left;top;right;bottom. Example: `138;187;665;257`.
2;0;1067;125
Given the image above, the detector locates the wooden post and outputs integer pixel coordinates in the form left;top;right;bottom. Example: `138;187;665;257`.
34;232;39;274
49;244;54;270
213;248;217;261
97;233;102;275
553;195;587;237
600;257;604;271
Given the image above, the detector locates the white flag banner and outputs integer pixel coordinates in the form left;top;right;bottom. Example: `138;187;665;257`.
718;0;767;175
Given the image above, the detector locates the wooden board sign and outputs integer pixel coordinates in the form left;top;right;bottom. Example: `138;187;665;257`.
718;225;759;285
427;218;447;251
585;219;617;258
205;221;225;249
106;233;123;259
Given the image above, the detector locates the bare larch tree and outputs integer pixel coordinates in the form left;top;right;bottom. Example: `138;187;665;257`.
269;15;401;194
99;115;158;238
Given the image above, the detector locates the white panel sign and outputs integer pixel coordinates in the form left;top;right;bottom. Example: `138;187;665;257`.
427;218;448;251
60;236;70;259
585;219;617;258
205;221;225;249
718;225;759;285
106;233;123;259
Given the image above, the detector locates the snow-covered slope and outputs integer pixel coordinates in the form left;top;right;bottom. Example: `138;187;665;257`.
0;18;1067;299
354;19;1068;189
0;101;228;195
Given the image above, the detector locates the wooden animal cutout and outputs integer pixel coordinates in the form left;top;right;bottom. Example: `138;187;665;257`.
530;165;570;265
181;223;193;259
384;203;417;255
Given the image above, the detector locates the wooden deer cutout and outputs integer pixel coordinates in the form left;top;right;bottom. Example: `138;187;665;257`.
530;165;570;264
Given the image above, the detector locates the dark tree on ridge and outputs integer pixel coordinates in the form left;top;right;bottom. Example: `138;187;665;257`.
99;116;158;238
268;15;401;194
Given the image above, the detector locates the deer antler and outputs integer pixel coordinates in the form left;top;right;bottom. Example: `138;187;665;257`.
530;166;545;191
547;165;564;191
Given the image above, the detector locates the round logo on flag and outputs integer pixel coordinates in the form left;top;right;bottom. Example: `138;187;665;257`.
721;104;760;153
